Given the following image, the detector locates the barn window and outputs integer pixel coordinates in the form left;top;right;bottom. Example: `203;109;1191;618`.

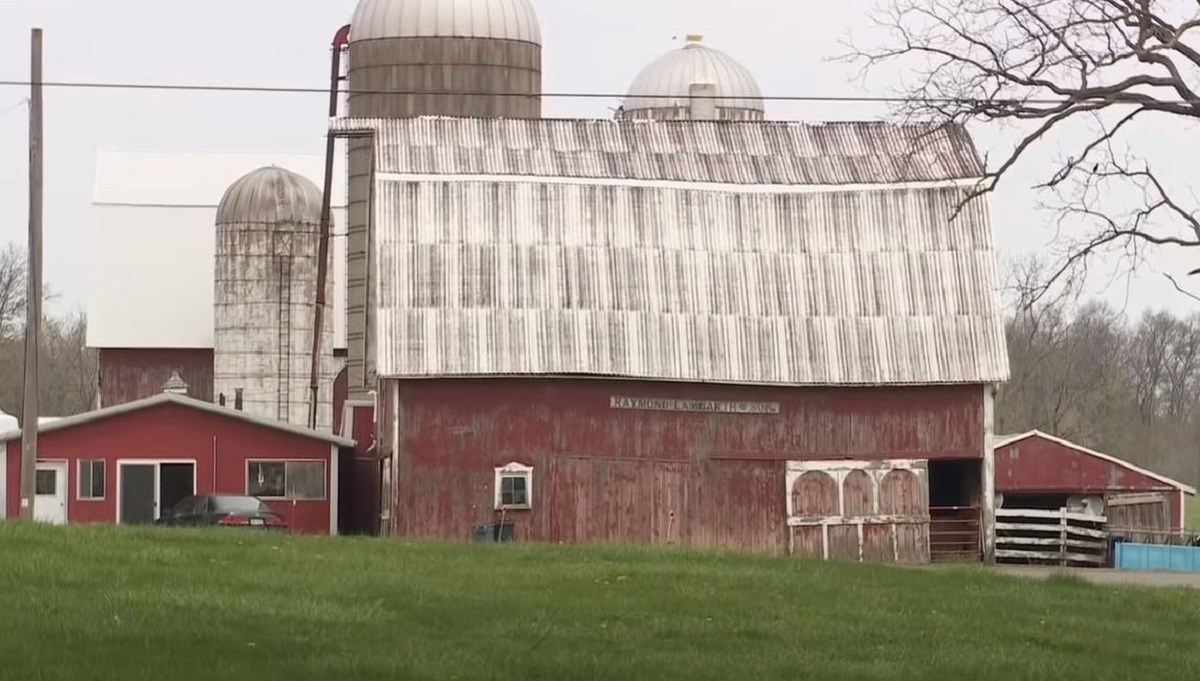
78;460;105;500
494;462;533;510
247;460;326;501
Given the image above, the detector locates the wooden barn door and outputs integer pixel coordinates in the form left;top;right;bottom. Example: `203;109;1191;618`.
785;460;931;564
1106;492;1171;542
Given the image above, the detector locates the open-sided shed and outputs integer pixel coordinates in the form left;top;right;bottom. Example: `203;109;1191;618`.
994;431;1195;534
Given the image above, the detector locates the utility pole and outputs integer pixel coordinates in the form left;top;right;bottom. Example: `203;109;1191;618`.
308;25;350;430
19;28;43;520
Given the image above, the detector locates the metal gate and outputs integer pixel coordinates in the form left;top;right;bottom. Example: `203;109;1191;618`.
785;460;931;564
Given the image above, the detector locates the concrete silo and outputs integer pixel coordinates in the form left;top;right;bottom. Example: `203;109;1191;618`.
213;166;337;430
343;0;544;395
620;36;765;121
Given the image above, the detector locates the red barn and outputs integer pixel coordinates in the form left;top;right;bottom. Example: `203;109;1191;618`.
339;117;1011;564
994;431;1195;533
1;392;354;534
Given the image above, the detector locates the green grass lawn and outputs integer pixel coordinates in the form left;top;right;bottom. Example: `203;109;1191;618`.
1188;498;1200;531
3;524;1200;681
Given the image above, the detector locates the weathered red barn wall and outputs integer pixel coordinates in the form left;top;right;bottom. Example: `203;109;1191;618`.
3;402;334;533
995;436;1184;530
99;348;214;407
386;378;984;552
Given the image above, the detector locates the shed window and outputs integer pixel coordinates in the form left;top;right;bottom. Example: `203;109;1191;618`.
35;470;56;496
78;460;105;500
494;462;533;510
247;460;326;500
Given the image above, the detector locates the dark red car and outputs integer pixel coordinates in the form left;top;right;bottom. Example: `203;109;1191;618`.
156;494;287;531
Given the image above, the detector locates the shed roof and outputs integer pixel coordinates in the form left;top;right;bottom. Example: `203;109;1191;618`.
994;430;1196;495
335;116;1009;386
0;393;355;448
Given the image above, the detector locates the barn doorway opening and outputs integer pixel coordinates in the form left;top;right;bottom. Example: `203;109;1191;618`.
927;458;982;562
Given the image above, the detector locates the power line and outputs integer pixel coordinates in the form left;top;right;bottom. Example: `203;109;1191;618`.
0;78;1167;105
0;97;28;116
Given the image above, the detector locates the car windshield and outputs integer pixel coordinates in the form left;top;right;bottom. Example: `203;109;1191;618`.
210;496;268;513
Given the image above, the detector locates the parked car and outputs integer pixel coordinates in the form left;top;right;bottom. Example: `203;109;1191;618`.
157;494;287;531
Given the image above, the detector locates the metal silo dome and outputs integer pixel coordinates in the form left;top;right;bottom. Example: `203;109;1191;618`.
351;0;542;43
622;37;765;120
213;166;337;431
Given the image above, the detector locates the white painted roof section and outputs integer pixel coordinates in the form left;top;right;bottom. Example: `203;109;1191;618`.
350;0;542;44
93;150;346;208
995;430;1198;495
0;393;355;447
87;150;348;350
337;117;1010;386
0;410;16;434
624;43;764;114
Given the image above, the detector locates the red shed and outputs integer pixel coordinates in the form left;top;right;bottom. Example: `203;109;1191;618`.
994;431;1195;533
0;393;354;534
343;118;1012;564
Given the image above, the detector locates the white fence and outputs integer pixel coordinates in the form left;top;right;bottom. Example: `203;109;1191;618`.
995;508;1109;566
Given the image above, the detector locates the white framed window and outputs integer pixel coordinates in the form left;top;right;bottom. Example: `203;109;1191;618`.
246;460;326;501
494;462;533;510
77;460;105;500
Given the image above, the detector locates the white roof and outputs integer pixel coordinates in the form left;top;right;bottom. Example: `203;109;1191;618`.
87;149;348;350
93;150;346;208
350;0;542;44
995;430;1197;495
336;117;1010;386
624;42;764;115
0;393;355;447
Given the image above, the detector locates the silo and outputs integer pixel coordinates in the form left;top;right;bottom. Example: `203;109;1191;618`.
213;166;337;430
621;36;765;121
343;0;544;396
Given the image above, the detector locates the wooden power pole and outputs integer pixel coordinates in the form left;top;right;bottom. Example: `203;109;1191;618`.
19;28;43;520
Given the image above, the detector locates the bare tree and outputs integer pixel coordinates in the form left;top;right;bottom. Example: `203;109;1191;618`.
0;242;26;342
847;0;1200;299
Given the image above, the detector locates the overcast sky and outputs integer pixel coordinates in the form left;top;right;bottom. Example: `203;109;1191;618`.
0;0;1195;320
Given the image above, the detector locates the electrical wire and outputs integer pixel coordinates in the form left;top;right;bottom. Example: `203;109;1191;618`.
0;78;1172;106
0;97;29;116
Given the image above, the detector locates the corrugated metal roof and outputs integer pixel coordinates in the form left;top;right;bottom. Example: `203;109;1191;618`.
341;117;1008;386
332;118;986;184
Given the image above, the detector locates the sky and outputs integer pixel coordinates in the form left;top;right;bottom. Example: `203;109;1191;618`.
0;0;1196;321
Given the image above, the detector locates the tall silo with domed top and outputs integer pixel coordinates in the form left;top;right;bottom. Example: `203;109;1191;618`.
213;166;336;430
620;36;765;121
343;0;544;396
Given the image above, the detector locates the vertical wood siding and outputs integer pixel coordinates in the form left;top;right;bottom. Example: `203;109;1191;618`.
99;348;214;407
384;377;983;553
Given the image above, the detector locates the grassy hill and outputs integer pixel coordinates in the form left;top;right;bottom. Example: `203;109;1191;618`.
1188;498;1200;531
2;524;1198;680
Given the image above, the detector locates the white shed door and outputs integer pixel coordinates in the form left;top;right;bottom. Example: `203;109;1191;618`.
34;461;68;525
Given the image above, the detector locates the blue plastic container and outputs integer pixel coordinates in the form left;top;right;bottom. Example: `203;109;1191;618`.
1114;542;1200;573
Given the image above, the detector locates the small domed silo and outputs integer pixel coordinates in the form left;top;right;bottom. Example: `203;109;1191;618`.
621;37;765;121
343;0;544;396
213;166;337;430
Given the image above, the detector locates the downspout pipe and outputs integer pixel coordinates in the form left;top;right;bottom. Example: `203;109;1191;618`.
308;24;352;430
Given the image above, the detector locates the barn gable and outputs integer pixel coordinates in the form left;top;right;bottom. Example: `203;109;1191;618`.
0;393;355;447
994;431;1195;496
334;117;1009;387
